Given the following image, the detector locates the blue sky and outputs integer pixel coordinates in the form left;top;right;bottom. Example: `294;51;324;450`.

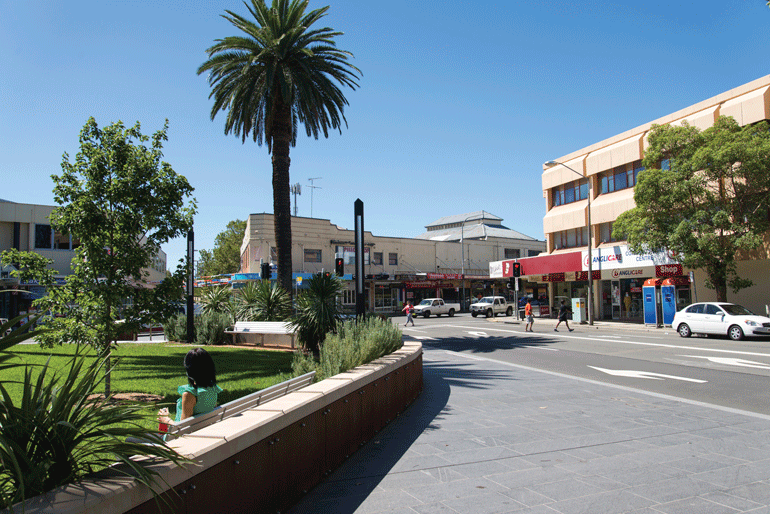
2;0;769;270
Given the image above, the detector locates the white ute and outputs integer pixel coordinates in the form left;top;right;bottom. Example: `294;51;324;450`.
470;296;513;318
412;298;460;318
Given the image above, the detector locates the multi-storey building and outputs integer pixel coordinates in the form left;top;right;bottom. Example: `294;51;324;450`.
0;199;168;320
237;211;545;312
493;75;770;322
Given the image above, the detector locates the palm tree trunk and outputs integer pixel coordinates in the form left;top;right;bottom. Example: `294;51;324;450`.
272;100;294;295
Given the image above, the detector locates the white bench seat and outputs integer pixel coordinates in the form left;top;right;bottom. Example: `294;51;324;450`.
224;321;296;348
164;371;316;440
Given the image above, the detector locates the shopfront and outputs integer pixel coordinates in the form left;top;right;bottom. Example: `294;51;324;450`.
492;245;692;323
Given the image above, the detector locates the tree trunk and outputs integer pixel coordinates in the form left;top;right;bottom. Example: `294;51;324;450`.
103;346;111;398
271;100;294;295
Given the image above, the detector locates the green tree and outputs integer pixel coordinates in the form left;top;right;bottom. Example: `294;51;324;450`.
613;116;770;301
3;118;196;396
198;219;247;276
197;0;361;294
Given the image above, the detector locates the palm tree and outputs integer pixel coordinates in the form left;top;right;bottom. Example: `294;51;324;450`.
234;280;292;321
197;0;361;294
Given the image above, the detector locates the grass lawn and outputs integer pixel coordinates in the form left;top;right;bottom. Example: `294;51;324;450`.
1;342;295;426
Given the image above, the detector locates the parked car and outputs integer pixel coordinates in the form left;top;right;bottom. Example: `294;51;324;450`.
412;298;460;318
470;296;513;318
671;302;770;341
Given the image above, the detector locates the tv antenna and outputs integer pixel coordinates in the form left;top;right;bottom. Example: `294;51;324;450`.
290;183;301;217
307;177;322;218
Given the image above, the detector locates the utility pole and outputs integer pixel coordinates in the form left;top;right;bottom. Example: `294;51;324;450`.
308;177;322;218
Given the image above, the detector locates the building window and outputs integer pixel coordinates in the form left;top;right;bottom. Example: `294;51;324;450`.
303;249;322;263
373;252;383;265
35;224;52;249
600;162;644;195
504;248;520;259
551;179;588;208
599;222;619;244
388;253;398;266
341;289;355;305
528;250;542;257
553;227;588;249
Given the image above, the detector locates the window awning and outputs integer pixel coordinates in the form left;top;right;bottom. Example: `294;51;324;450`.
543;200;587;233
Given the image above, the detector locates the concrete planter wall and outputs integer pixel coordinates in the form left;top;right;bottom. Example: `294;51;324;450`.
9;342;423;514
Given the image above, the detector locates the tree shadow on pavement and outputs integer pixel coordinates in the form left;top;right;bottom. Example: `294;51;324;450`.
288;357;516;513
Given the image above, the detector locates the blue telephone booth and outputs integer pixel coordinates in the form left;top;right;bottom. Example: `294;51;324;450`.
661;284;676;325
642;278;662;326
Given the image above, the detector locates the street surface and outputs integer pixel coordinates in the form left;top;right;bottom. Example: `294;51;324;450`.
398;313;770;415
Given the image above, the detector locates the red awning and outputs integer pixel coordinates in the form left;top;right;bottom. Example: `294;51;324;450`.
516;251;583;276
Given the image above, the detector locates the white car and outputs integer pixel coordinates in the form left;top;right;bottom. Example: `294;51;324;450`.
672;302;770;341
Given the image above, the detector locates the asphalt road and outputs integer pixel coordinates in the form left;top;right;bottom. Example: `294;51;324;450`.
398;313;770;416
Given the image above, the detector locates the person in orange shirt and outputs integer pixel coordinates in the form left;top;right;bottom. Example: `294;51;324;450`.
524;298;534;332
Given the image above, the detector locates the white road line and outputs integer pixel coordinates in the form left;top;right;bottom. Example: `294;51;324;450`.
446;324;770;359
588;366;707;383
680;355;770;370
522;346;558;351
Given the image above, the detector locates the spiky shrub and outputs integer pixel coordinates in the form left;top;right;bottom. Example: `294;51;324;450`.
0;348;190;509
290;273;344;354
234;281;292;321
292;316;403;381
199;286;234;319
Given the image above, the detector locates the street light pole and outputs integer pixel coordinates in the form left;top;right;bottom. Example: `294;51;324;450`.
460;213;475;312
544;161;594;325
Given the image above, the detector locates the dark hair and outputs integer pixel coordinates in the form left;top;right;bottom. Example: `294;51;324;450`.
184;348;217;389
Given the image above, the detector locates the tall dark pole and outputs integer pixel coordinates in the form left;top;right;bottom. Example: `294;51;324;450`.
354;199;365;317
187;229;194;343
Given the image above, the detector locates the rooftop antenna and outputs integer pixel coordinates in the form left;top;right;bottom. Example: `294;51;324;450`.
290;183;301;217
307;177;322;218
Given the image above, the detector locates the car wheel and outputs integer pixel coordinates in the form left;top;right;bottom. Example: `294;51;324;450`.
423;311;431;319
728;325;744;341
506;307;513;316
677;323;692;338
448;309;455;317
471;312;478;318
486;309;493;318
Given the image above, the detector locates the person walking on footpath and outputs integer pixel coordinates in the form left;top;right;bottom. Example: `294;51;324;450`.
554;300;574;332
402;301;415;326
524;298;534;332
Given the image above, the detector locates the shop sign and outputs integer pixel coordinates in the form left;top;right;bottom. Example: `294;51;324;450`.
630;286;642;293
656;264;683;277
611;268;645;278
426;273;463;280
405;281;454;289
583;244;678;271
489;261;503;278
542;272;565;283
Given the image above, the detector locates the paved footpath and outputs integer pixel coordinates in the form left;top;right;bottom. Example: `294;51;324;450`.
289;341;770;514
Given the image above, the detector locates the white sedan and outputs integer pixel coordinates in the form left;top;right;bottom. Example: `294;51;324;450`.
672;302;770;341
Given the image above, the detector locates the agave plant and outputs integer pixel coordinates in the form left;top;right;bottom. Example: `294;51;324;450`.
0;347;191;509
234;281;292;322
290;273;344;355
199;286;234;320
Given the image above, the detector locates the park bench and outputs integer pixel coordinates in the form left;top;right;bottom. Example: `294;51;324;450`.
224;321;296;348
163;371;316;441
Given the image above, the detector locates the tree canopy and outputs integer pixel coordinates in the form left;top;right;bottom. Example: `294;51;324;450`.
197;0;360;293
3;117;197;394
613;115;770;301
198;219;247;277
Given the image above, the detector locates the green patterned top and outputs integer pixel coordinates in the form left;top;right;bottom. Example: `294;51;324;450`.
174;384;224;422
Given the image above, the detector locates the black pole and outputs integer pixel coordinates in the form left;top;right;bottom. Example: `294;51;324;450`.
354;199;365;317
187;229;194;344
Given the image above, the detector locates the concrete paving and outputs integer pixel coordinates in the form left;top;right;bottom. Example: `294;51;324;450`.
289;337;770;514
